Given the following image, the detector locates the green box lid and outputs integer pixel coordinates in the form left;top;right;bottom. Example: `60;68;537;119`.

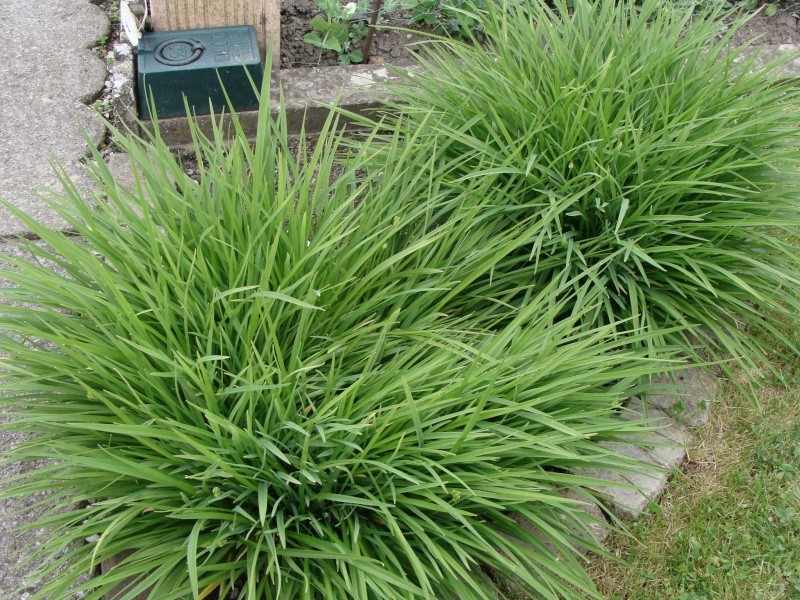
137;25;263;119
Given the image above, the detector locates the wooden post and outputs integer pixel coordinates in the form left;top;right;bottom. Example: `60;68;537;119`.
149;0;280;68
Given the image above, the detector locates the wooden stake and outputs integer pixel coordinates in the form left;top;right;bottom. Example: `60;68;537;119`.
149;0;280;68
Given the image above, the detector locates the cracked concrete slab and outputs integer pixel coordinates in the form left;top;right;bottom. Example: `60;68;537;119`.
0;0;109;238
579;442;671;521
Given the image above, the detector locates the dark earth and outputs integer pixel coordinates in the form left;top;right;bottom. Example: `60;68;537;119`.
729;2;800;45
280;0;432;68
279;1;800;68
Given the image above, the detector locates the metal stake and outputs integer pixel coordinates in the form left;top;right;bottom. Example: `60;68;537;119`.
360;0;383;63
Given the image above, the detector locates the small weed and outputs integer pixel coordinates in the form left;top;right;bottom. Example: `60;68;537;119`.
303;0;485;64
303;0;398;64
92;96;114;118
402;0;486;39
93;34;109;56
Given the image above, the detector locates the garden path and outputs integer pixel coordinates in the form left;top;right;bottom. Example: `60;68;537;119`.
0;1;109;596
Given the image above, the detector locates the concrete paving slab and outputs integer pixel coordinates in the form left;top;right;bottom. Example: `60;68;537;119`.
735;43;800;80
0;238;88;599
620;396;692;471
578;443;670;521
574;390;698;521
103;151;138;193
0;0;109;238
643;367;718;428
505;491;610;553
559;488;610;545
492;494;610;599
0;419;65;600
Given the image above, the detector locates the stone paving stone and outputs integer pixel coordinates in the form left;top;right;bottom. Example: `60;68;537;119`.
103;151;139;193
643;367;718;428
620;396;692;471
495;499;609;599
0;0;109;237
0;417;54;600
735;44;800;79
575;393;694;520
559;488;610;545
506;494;610;557
578;443;671;521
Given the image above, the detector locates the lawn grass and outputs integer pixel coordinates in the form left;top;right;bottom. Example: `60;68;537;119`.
587;347;800;599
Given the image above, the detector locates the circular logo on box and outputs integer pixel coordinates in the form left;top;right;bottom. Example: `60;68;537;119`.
154;39;205;66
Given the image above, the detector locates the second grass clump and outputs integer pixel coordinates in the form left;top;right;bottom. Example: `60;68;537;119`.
363;0;800;382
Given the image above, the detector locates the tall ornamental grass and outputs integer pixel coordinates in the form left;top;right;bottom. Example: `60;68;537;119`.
0;90;679;598
362;0;800;380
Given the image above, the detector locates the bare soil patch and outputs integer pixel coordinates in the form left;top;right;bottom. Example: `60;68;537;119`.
729;2;800;45
280;0;432;68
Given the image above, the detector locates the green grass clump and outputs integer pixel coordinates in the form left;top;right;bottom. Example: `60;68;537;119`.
363;0;800;382
0;91;679;598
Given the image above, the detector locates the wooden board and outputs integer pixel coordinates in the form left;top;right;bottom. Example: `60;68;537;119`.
149;0;280;67
102;550;150;600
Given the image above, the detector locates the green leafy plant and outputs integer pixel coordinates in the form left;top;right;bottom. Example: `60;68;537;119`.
304;0;367;64
402;0;486;39
94;33;109;50
403;0;439;26
359;0;800;387
0;74;682;598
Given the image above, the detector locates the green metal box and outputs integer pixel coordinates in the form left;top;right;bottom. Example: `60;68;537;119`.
137;26;263;119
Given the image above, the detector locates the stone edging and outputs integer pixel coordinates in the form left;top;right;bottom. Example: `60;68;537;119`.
580;368;717;524
104;19;800;148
